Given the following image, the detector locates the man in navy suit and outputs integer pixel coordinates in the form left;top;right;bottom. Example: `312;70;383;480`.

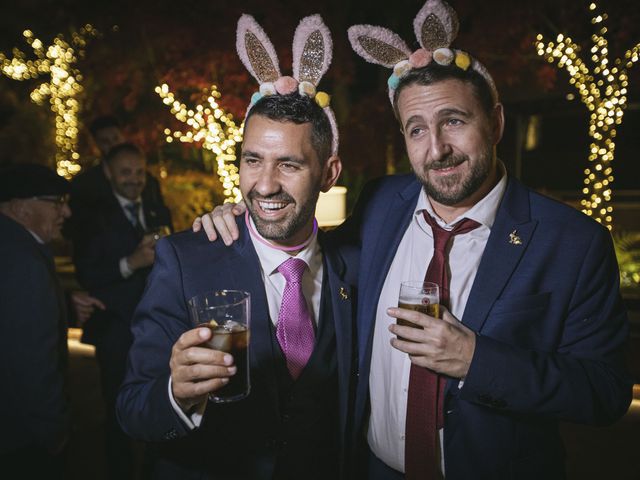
67;115;167;244
116;93;354;480
74;143;173;479
197;56;632;480
0;164;101;477
345;63;631;479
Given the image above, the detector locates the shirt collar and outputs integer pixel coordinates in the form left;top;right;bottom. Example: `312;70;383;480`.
113;191;142;208
26;228;45;244
416;161;508;230
247;216;322;277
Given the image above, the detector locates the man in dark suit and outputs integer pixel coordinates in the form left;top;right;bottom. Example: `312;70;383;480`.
197;39;632;480
74;143;173;479
67;115;166;244
117;91;355;480
345;43;631;480
0;164;73;478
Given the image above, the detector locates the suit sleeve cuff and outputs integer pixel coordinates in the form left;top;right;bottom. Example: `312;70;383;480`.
119;257;134;278
167;377;205;429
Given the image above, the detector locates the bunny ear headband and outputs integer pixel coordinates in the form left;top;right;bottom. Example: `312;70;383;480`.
236;14;339;156
348;0;498;105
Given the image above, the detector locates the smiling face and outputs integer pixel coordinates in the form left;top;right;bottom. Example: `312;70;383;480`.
105;150;147;201
240;114;341;247
397;79;504;216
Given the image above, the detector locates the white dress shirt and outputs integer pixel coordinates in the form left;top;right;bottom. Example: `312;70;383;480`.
170;216;324;428
113;192;146;278
367;171;507;473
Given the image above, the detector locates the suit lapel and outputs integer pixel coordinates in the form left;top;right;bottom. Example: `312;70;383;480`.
359;181;421;364
320;234;354;439
227;220;280;408
462;178;538;332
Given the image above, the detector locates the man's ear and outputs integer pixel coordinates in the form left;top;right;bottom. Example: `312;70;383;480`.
103;162;113;180
320;155;342;193
492;103;505;145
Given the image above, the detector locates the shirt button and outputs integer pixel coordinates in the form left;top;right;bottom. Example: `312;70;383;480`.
400;435;405;440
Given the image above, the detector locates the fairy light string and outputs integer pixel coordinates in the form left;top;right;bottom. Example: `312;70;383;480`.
0;25;98;178
156;83;243;203
535;2;639;231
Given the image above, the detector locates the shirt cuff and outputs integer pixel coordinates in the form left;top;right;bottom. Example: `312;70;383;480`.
119;257;134;278
167;377;205;429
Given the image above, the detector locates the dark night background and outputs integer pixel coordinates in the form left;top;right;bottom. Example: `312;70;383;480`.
1;2;639;479
1;0;639;207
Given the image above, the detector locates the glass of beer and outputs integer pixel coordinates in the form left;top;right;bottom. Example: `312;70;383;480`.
397;281;440;334
188;290;251;403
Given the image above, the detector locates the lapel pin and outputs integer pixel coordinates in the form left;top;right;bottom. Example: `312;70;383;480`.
339;287;349;300
509;230;522;245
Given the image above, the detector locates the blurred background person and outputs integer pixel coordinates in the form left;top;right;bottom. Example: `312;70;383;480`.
0;163;103;479
73;143;173;480
67;115;167;244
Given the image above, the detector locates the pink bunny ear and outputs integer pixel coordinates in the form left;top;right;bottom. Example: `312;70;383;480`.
292;14;332;86
413;0;459;51
236;14;281;84
347;25;412;68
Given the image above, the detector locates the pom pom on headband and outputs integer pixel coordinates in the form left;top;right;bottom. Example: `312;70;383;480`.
236;14;339;155
347;0;498;105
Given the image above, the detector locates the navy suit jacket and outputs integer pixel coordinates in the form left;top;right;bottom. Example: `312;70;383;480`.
345;174;631;479
116;218;355;479
74;192;172;346
0;214;69;453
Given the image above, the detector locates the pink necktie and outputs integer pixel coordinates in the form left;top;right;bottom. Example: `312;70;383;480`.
276;257;315;379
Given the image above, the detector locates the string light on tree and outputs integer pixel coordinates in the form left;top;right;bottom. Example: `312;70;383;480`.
535;3;639;231
156;83;243;203
0;25;98;178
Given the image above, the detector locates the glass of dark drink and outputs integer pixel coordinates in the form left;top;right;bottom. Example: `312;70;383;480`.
188;290;251;403
397;281;440;339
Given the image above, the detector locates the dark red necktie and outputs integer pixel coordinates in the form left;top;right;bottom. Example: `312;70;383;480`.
404;212;480;479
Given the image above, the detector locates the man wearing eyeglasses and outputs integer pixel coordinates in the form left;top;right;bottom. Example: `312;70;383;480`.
0;163;103;478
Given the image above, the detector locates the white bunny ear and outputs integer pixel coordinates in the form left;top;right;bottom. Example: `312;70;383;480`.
292;14;332;86
347;25;412;68
413;0;459;51
236;14;281;84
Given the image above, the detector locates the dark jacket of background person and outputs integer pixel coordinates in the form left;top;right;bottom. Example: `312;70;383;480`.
73;188;172;346
116;219;356;480
73;183;172;479
0;212;69;457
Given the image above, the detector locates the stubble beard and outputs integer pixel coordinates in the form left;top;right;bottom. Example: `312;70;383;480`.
246;189;319;242
417;149;493;206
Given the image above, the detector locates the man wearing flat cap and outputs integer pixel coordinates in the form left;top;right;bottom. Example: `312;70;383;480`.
0;163;94;478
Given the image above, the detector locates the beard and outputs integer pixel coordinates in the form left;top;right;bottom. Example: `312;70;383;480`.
416;149;493;206
245;189;319;242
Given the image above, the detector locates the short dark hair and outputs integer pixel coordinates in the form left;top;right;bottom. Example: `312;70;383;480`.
392;62;497;121
245;93;333;163
104;143;144;165
89;115;121;137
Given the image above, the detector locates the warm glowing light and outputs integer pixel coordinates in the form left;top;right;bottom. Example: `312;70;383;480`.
535;2;639;230
0;25;97;178
156;84;243;203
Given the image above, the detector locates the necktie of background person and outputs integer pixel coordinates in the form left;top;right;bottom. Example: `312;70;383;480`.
125;202;144;236
404;212;481;480
276;257;316;380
